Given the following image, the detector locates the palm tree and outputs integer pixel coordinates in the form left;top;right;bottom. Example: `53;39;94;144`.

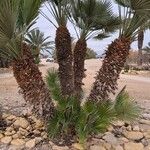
0;0;55;120
41;0;74;97
137;29;144;66
25;29;54;64
88;0;150;102
69;0;120;98
137;20;150;66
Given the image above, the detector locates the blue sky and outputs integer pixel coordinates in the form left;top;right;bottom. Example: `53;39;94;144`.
36;1;150;55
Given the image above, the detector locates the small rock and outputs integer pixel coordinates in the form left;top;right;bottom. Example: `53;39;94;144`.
2;113;10;119
35;137;42;144
141;139;149;146
144;130;150;139
12;134;19;139
124;142;144;150
143;114;150;120
115;145;124;150
126;125;132;131
35;120;44;129
145;145;150;150
140;119;150;125
72;143;84;150
113;121;124;127
1;136;12;144
103;132;118;145
4;130;16;136
11;139;25;146
0;133;4;139
132;125;140;131
33;129;41;136
103;142;111;150
14;117;29;129
6;127;14;132
118;137;129;145
52;145;69;150
107;125;114;132
8;145;24;150
25;139;36;148
123;131;143;140
6;115;16;121
90;145;106;150
18;127;28;136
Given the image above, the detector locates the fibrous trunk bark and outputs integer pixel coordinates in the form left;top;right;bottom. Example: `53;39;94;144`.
12;43;54;121
55;26;74;96
88;37;131;103
137;30;144;66
73;39;87;98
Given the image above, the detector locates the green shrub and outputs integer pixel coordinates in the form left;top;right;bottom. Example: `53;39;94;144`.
46;69;140;146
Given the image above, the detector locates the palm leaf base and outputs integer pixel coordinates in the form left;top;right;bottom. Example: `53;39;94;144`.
74;39;87;98
88;37;131;102
55;26;74;96
12;43;54;121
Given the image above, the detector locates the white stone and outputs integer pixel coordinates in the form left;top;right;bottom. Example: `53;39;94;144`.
90;145;106;150
103;132;118;145
1;136;12;144
11;139;25;146
143;113;150;120
124;142;144;150
132;125;140;131
25;139;36;148
123;131;143;140
14;117;29;129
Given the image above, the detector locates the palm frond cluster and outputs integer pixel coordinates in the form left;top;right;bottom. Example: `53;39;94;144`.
46;69;140;145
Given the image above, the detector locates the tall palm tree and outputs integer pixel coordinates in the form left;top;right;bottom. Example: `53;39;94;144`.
25;29;54;63
41;0;74;97
0;0;55;120
69;0;120;98
137;29;144;66
88;0;150;102
137;20;150;66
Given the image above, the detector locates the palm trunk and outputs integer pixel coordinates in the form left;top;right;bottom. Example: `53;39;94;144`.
55;26;74;96
12;43;55;121
73;39;87;98
88;37;131;103
137;30;144;66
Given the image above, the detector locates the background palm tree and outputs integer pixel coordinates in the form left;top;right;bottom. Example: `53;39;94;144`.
25;29;54;64
137;29;144;66
88;0;150;102
137;20;150;66
69;0;120;98
0;0;55;120
41;0;74;97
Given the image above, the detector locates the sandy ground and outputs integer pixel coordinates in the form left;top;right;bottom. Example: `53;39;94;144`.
0;59;150;113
